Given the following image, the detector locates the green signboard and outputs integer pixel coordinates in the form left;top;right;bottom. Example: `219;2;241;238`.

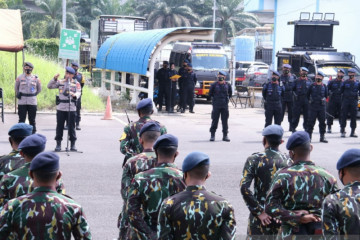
58;29;81;60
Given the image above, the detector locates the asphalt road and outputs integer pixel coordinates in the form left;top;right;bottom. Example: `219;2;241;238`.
0;101;357;239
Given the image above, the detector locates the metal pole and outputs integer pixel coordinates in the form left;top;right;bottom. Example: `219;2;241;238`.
62;0;66;29
212;0;216;42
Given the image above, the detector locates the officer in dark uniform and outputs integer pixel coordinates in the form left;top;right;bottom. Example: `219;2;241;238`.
291;67;311;132
178;59;189;109
209;71;232;142
156;61;171;112
71;62;85;130
306;71;328;143
262;70;284;127
180;63;197;113
326;69;344;133
340;68;360;138
280;64;295;130
168;62;178;113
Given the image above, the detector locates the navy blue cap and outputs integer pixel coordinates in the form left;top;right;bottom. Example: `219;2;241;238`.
163;61;169;65
283;64;292;69
18;134;46;155
8;123;33;137
136;98;153;110
139;122;160;137
182;151;210;173
348;68;357;73
184;59;190;64
24;62;34;68
187;63;193;68
65;66;75;74
337;149;360;170
218;71;227;76
262;124;284;137
271;70;280;77
338;69;345;74
71;62;79;67
301;67;309;72
286;131;311;150
153;134;178;149
317;71;326;78
30;151;60;172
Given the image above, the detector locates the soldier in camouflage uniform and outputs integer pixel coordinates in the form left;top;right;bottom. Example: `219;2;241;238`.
0;151;91;239
0;123;33;180
158;151;236;239
0;134;65;207
126;134;185;239
120;98;167;165
118;122;161;239
322;148;360;237
265;131;338;238
240;125;292;237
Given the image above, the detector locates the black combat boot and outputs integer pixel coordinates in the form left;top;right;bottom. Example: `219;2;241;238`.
55;141;61;152
320;134;328;143
76;123;81;130
210;133;215;141
70;141;77;151
341;129;346;138
222;134;230;142
327;125;332;133
350;129;358;138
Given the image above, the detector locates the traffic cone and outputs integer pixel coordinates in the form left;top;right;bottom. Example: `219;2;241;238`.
102;96;113;120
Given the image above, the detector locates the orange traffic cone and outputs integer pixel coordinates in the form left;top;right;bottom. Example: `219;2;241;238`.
102;96;113;120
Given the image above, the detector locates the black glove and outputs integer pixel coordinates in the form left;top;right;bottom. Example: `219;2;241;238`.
16;92;22;99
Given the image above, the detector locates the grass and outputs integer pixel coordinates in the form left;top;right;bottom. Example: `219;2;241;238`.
0;52;105;112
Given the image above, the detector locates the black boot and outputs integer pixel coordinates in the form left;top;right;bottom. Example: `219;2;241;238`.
327;126;332;133
70;141;77;151
76;123;81;130
350;129;358;138
222;134;230;142
210;133;215;141
341;129;346;138
55;141;61;152
320;135;328;143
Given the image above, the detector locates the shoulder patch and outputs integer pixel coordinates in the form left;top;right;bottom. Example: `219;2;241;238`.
119;132;127;141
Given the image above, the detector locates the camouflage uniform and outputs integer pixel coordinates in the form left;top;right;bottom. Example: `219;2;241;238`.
265;160;338;237
119;116;166;161
157;185;236;240
118;150;157;239
322;181;360;237
0;186;91;239
126;162;186;239
0;162;66;207
240;148;292;236
0;150;25;180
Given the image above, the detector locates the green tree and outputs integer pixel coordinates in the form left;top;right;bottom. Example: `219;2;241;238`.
0;0;8;8
72;0;102;33
99;0;136;16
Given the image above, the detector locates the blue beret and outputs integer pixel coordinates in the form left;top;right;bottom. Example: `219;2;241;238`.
139;122;160;136
218;71;227;76
337;149;360;170
338;69;345;74
8;123;33;137
187;63;193;68
262;124;284;137
182;151;210;173
18;134;46;155
136;98;153;110
317;71;326;77
301;67;309;72
184;59;190;64
271;70;280;77
286;131;310;150
65;66;75;74
71;62;79;67
30;152;60;172
153;134;178;149
283;64;292;69
24;62;34;68
348;68;357;73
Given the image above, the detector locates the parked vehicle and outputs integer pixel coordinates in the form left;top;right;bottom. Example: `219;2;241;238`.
243;65;269;87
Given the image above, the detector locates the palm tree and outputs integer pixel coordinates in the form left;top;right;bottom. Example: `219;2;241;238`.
136;0;200;29
99;0;136;16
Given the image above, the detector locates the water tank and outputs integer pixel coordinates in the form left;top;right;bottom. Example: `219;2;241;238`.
234;36;255;62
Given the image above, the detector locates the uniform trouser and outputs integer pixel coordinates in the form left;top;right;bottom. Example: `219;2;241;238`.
18;104;37;133
281;101;293;123
291;96;309;130
340;99;358;130
55;110;76;141
265;101;282;127
210;106;229;134
76;96;82;125
181;87;195;111
327;97;341;127
158;86;171;110
307;103;326;135
247;213;280;238
169;83;177;109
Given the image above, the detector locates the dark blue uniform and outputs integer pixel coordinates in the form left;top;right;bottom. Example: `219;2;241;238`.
291;77;311;131
306;83;328;139
156;68;171;111
169;69;178;111
180;71;197;112
327;78;343;129
262;82;284;127
209;82;232;135
340;79;360;133
280;74;295;124
178;67;186;108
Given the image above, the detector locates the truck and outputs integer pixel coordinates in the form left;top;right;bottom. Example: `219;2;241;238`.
170;42;230;100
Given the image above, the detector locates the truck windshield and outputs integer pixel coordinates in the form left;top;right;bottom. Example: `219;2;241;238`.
192;54;229;70
318;66;360;76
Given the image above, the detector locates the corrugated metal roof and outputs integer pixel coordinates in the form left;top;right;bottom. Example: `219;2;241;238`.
95;27;213;75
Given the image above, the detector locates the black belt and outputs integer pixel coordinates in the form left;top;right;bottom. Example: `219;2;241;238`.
21;93;36;97
59;99;76;103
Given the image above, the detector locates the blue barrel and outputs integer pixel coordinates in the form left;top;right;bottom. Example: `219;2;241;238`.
235;36;255;62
